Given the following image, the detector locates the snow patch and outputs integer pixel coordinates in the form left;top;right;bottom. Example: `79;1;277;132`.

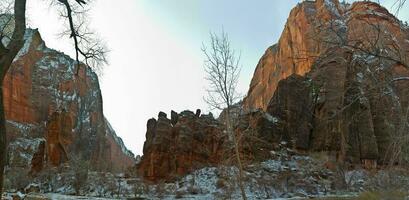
265;113;279;123
8;137;45;167
13;29;35;61
324;0;340;17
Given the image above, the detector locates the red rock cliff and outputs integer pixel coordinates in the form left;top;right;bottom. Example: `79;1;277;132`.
248;0;409;165
244;0;409;110
4;29;135;173
138;0;409;181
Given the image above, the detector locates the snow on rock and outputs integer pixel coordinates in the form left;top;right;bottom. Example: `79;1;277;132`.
4;28;135;176
13;28;35;61
324;0;341;17
8;137;45;168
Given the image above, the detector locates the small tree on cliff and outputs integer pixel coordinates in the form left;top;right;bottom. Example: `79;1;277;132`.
202;30;247;200
0;0;106;196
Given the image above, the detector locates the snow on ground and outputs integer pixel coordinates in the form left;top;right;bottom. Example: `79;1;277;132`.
4;146;409;199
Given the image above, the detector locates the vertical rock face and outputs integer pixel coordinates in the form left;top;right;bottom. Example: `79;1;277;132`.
138;111;225;181
267;74;313;150
244;0;409;111
244;0;344;110
244;0;409;164
138;108;286;181
4;29;135;173
138;0;409;182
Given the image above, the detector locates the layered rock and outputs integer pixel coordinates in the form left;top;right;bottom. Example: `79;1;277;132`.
4;29;135;174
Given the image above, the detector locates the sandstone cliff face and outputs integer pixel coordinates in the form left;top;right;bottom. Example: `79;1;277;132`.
138;110;225;181
138;108;287;181
244;0;409;111
5;29;135;173
260;0;409;165
138;0;409;181
267;74;312;150
244;0;342;110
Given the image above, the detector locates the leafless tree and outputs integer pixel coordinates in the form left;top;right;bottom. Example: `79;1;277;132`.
0;0;107;197
202;30;247;200
52;0;108;74
392;0;407;14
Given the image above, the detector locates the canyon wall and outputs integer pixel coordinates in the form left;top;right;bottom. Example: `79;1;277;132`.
5;29;135;174
139;0;409;181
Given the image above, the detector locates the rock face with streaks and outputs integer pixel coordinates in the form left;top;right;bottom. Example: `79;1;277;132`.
266;74;313;150
4;29;135;174
138;110;225;181
246;0;409;165
138;0;409;182
243;0;344;110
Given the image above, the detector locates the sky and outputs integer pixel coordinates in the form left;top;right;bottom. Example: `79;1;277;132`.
26;0;409;155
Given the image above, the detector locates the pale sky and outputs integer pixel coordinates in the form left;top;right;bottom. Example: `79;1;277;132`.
26;0;409;155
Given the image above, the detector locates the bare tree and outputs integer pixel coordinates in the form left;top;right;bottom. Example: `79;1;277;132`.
202;31;247;200
0;0;107;196
53;0;108;74
392;0;407;14
0;1;26;196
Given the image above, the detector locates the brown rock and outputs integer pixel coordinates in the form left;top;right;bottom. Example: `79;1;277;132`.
236;109;280;161
170;110;178;126
5;29;135;174
243;0;344;110
244;0;409;164
138;110;225;181
267;74;313;150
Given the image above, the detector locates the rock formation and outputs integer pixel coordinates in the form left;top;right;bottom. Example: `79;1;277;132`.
5;29;135;174
243;0;341;110
138;110;225;181
138;0;409;181
247;0;409;165
244;0;409;111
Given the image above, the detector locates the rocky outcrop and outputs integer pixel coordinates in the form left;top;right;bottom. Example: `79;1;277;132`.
138;0;409;182
243;0;409;165
267;74;313;150
4;29;135;174
138;110;225;181
243;0;343;110
244;0;409;111
235;109;281;161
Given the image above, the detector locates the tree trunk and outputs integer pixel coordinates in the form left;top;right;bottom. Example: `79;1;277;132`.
0;85;5;200
0;0;27;197
226;109;247;200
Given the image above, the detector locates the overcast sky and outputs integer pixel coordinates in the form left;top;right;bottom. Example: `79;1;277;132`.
26;0;409;155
